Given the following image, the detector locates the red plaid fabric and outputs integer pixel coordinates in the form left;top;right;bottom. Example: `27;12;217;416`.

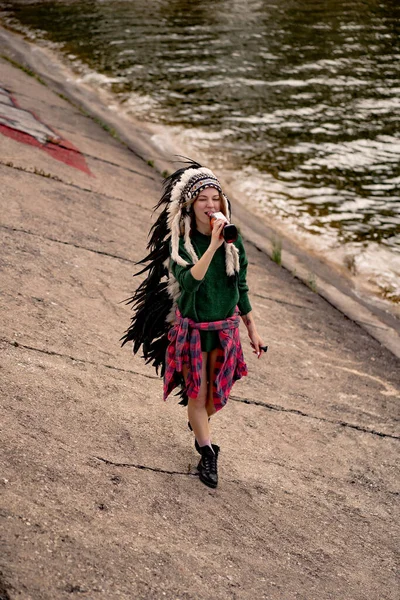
164;309;248;411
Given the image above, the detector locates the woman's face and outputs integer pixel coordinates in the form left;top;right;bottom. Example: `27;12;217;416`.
192;187;222;232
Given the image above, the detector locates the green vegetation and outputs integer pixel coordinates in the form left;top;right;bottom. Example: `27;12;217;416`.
57;92;72;104
344;254;357;275
1;160;62;182
379;286;400;304
1;54;46;86
271;238;282;266
91;116;119;141
307;272;317;293
33;166;60;179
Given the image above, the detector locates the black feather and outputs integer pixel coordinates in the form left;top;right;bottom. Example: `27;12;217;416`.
121;160;203;385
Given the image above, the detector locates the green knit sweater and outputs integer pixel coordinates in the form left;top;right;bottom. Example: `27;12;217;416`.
170;230;252;351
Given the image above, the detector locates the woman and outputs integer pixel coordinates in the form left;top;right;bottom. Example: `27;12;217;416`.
122;161;266;489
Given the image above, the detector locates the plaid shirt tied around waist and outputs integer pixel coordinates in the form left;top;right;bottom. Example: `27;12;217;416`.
163;309;248;412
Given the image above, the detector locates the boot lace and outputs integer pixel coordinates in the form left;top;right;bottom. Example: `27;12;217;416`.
203;450;217;475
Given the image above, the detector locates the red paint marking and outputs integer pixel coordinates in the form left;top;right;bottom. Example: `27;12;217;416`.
0;90;92;175
0;124;92;175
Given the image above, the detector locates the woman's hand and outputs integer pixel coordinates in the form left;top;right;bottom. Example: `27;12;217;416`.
209;219;225;251
241;312;267;359
190;219;225;281
248;329;266;359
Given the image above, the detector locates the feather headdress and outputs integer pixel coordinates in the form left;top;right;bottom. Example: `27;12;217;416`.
121;160;240;381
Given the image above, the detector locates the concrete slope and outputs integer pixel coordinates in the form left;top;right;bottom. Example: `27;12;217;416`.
0;42;399;600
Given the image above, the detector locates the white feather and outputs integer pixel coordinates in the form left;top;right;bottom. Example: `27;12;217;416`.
183;214;199;264
166;273;180;323
170;212;188;267
221;193;230;220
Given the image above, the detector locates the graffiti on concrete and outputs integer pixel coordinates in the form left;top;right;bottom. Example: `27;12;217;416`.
0;86;91;175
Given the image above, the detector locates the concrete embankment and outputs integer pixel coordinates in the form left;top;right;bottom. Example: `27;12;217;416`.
0;27;399;600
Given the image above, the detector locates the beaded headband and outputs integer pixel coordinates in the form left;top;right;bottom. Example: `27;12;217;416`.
183;173;223;202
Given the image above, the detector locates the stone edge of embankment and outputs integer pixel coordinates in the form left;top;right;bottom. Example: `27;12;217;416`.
1;24;399;361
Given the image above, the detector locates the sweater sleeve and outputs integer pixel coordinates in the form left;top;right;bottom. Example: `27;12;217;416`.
170;259;203;293
235;236;252;315
169;238;203;294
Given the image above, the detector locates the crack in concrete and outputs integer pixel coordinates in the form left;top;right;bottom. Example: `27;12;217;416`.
58;143;157;180
95;455;197;477
230;395;399;440
255;296;389;333
1;338;159;381
0;573;12;600
253;292;315;311
0;160;153;211
0;224;137;264
95;456;399;497
2;338;397;440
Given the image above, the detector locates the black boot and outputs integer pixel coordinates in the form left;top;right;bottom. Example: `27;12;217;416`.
197;444;219;489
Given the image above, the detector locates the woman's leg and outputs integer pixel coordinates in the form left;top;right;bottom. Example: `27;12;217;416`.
186;352;211;447
206;347;220;417
185;352;219;488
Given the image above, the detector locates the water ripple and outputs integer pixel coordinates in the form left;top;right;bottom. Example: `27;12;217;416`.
2;0;400;302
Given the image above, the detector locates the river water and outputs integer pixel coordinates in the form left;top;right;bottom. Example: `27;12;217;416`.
1;0;400;303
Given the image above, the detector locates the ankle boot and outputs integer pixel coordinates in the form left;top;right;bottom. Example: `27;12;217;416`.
197;444;219;489
195;438;201;454
188;420;210;455
195;438;218;455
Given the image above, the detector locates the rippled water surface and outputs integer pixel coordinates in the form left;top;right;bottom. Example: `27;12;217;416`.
2;0;400;298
